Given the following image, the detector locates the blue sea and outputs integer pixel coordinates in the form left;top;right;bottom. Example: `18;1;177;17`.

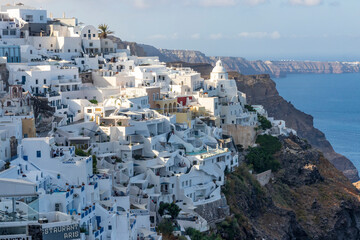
274;73;360;172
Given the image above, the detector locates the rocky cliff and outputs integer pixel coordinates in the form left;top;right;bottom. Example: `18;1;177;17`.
216;135;360;240
111;37;360;77
156;50;360;78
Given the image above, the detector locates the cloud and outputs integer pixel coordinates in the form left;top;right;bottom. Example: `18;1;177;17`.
183;0;268;7
209;33;223;40
288;0;323;6
190;33;201;39
198;0;237;7
238;31;281;39
133;0;149;8
244;0;268;6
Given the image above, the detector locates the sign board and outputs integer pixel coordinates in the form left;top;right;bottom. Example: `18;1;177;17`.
42;224;80;240
0;236;31;240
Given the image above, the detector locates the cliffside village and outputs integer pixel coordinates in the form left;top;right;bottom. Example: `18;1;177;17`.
0;3;295;240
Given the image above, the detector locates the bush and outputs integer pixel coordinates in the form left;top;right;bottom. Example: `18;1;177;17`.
158;202;181;220
156;219;174;237
92;155;98;174
246;135;281;173
245;105;256;112
185;228;222;240
258;115;272;130
75;148;88;157
256;134;282;154
89;99;98;104
4;161;10;169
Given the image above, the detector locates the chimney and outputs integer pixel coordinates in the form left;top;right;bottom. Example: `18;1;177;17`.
62;12;66;18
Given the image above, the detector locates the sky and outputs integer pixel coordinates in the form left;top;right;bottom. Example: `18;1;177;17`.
5;0;360;61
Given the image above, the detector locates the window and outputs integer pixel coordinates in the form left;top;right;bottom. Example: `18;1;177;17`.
2;29;9;35
93;34;95;37
87;109;92;113
36;151;41;158
105;41;108;45
30;50;33;54
88;30;91;33
25;15;33;22
89;43;93;47
108;225;112;230
50;44;53;47
43;79;46;84
68;49;70;53
39;44;41;48
10;29;16;35
35;79;38;84
83;34;86;37
40;15;44;21
75;49;77;52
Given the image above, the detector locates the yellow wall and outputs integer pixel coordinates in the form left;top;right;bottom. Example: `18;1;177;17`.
154;99;177;114
22;118;36;138
175;111;192;128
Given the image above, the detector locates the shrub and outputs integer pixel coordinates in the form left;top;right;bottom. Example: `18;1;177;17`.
185;228;221;240
4;161;10;169
75;148;88;157
156;219;174;237
92;155;98;174
258;115;272;130
246;135;281;173
89;99;98;104
256;134;282;154
245;105;256;112
158;202;181;220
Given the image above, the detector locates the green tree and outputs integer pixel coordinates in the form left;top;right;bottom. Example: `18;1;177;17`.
158;202;181;220
256;134;282;154
156;219;174;237
75;148;88;156
92;155;98;174
258;115;272;130
98;24;114;39
245;104;256;112
246;135;281;173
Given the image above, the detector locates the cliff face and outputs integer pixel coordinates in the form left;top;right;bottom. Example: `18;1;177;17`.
218;135;360;240
108;36;147;57
111;37;360;77
232;73;359;182
157;50;360;77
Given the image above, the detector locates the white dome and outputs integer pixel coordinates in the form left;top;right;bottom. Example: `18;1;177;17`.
212;59;227;73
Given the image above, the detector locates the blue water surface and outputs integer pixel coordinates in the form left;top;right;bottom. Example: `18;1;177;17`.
274;73;360;171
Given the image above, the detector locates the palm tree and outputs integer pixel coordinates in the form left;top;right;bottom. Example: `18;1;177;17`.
98;24;114;39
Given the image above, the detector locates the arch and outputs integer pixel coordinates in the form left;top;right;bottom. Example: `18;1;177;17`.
164;104;168;113
168;103;172;113
173;103;177;113
155;104;161;110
